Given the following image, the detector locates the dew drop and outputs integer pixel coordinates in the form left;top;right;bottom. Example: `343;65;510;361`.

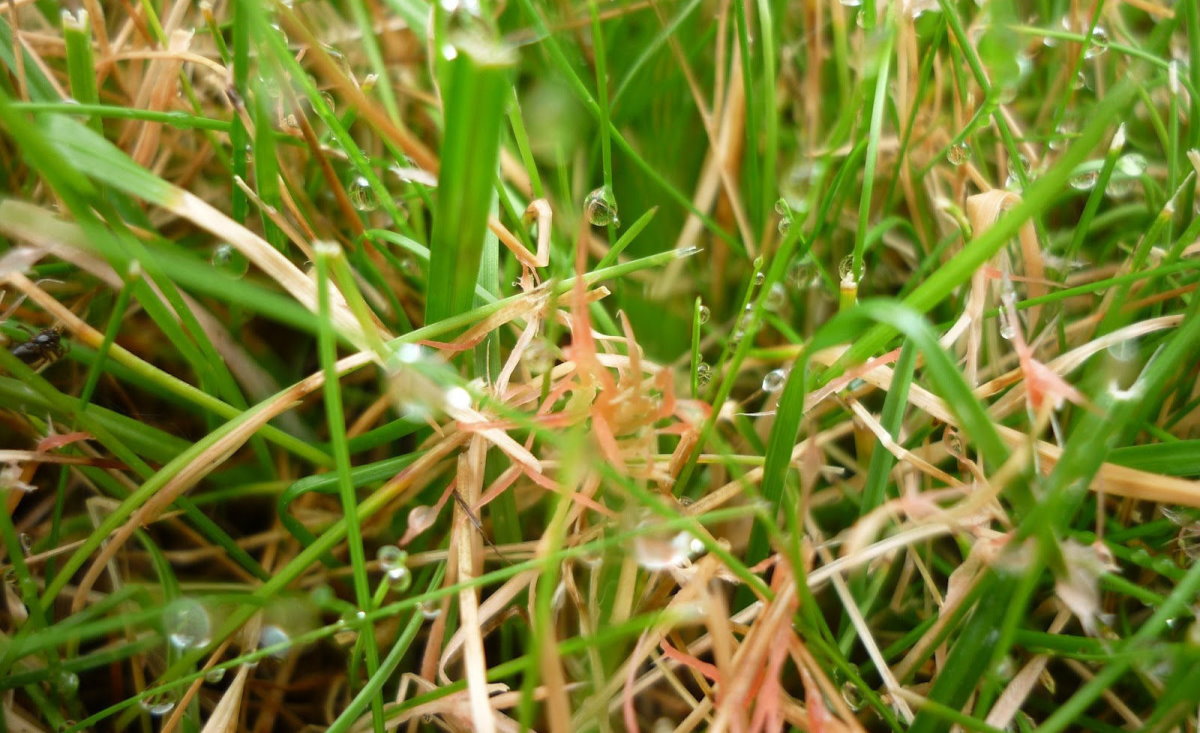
583;187;619;227
19;532;32;554
387;565;412;591
1105;177;1135;199
444;386;471;411
998;310;1016;340
838;255;857;284
417;600;442;620
1084;26;1108;59
697;304;711;324
839;0;862;6
211;243;249;278
1050;120;1077;151
1069;170;1098;190
164;598;211;651
378;545;412;591
348;176;378;211
258;625;290;659
762;368;787;393
774;198;790;216
765;282;787;312
1115;153;1147;178
787;257;813;287
390;342;424;366
56;669;79;695
947;142;970;166
139;693;178;716
841;681;864;711
204;667;226;684
378;544;405;570
632;528;699;571
696;362;712;387
777;216;791;235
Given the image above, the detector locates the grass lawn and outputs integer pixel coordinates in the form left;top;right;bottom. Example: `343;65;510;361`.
3;0;1200;731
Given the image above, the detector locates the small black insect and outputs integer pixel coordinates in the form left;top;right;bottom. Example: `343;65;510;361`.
10;328;67;367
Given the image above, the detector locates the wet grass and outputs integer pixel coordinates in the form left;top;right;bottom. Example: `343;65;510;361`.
2;1;1200;731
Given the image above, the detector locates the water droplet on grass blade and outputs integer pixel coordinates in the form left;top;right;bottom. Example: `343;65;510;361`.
1084;26;1108;58
204;667;226;684
258;625;290;659
632;529;700;570
56;670;79;695
696;362;712;387
1116;153;1147;177
140;693;178;716
584;187;619;227
998;309;1016;340
211;243;248;278
947;142;970;166
697;304;710;324
765;283;787;311
164;598;211;651
1069;170;1098;190
348;176;378;211
443;386;471;411
762;368;787;393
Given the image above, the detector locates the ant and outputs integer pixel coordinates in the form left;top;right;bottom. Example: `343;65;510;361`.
9;327;68;367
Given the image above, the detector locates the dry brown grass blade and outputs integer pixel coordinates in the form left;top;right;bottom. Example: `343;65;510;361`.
0;195;373;352
809;348;1200;507
451;436;498;733
965;190;1047;334
170;190;375;347
197;662;250;733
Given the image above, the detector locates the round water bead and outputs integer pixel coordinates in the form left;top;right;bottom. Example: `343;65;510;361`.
838;254;858;284
1115;153;1147;178
258;625;290;660
762;368;788;393
947;142;970;166
444;386;471;411
164;598;211;651
583;187;619;227
348;176;378;212
211;243;249;278
378;545;412;591
697;304;711;324
696;362;713;387
1069;170;1099;191
1083;26;1108;59
56;669;79;696
204;667;226;684
765;283;788;312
